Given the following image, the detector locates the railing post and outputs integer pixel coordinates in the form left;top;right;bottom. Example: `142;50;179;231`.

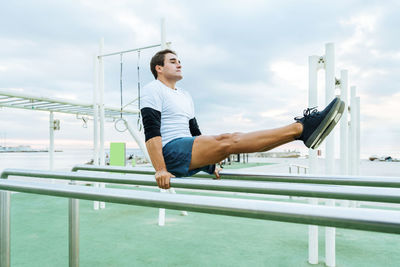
0;190;11;267
69;181;79;267
325;42;336;267
308;54;319;265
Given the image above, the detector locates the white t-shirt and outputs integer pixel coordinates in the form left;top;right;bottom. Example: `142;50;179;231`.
141;79;195;147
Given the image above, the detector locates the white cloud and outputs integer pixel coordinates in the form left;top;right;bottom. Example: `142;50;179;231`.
268;60;307;89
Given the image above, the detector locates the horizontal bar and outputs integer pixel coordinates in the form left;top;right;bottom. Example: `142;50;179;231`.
71;165;400;188
3;169;400;203
1;179;400;234
98;42;171;58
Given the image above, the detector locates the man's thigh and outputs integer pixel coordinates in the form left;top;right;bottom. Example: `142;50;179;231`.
189;134;230;170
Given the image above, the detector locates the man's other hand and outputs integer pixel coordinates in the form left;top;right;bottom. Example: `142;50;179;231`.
155;170;175;189
213;166;222;180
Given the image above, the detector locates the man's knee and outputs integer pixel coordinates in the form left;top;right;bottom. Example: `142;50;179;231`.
214;132;242;155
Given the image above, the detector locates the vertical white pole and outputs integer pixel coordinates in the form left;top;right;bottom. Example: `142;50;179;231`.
349;86;357;175
161;18;167;49
355;96;361;175
49;111;54;171
96;38;106;210
325;43;335;173
340;70;349;176
158;18;167;225
99;38;106;209
158;189;166;226
308;55;319;265
93;55;99;166
93;54;100;210
348;86;358;208
99;38;105;168
325;43;336;267
0;190;10;267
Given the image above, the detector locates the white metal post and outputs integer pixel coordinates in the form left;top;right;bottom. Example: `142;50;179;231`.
325;43;335;174
355;96;361;175
93;54;100;210
0;190;10;267
97;38;106;210
158;18;168;225
340;70;349;175
49;111;54;171
325;43;336;267
161;18;167;49
308;55;319;265
99;38;105;168
93;55;99;166
349;86;357;175
69;181;79;267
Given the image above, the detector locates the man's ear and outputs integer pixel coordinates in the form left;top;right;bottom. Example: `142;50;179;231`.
155;65;163;74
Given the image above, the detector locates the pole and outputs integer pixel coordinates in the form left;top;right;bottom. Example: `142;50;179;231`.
49;111;54;171
0;190;10;267
69;181;79;267
325;43;336;267
349;86;357;175
96;38;106;210
355;97;361;175
161;18;167;49
340;70;349;175
308;55;319;265
93;55;99;167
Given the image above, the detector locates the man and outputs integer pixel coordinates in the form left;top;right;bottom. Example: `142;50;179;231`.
141;49;344;189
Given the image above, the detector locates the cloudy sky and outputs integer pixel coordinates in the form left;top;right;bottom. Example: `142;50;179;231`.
0;0;399;158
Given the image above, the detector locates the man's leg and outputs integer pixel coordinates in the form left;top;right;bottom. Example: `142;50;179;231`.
189;123;302;170
189;97;345;170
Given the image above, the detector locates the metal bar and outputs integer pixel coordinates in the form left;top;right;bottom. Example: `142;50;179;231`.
0;191;10;267
71;165;400;188
3;169;400;204
69;181;79;267
18;100;46;106
49;112;54;170
0;98;31;105
0;99;34;105
98;42;171;58
1;180;400;234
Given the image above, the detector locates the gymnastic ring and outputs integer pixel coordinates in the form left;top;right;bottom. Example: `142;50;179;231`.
114;118;127;132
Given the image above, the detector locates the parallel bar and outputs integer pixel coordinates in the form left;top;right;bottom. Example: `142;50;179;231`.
3;169;400;204
1;180;400;234
71;165;400;188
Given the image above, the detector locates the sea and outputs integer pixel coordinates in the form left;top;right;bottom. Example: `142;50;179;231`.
0;148;399;177
0;148;145;172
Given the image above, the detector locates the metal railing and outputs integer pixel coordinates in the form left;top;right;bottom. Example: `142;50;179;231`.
1;179;400;267
289;164;308;174
2;168;400;204
71;164;400;188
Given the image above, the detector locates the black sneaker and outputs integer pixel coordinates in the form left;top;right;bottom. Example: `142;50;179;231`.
295;97;345;149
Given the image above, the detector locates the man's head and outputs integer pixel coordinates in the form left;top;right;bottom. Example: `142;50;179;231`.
150;49;182;81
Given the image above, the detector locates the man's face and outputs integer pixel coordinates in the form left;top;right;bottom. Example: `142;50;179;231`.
157;53;183;81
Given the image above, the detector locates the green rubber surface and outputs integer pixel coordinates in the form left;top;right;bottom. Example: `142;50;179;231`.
9;190;400;267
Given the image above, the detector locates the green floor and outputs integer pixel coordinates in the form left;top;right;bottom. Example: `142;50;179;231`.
9;189;400;267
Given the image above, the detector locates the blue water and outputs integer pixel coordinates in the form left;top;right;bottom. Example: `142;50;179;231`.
0;148;144;172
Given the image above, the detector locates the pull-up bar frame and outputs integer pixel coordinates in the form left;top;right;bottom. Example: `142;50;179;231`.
98;42;172;58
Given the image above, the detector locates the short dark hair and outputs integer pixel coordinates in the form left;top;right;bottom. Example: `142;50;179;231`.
150;49;177;79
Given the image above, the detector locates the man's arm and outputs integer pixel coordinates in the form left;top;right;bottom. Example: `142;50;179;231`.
141;107;174;189
145;136;174;189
